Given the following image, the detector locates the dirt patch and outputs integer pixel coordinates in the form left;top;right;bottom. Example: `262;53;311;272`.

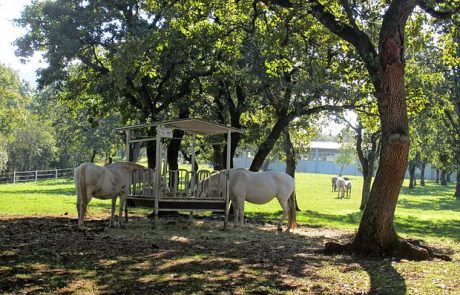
0;215;457;294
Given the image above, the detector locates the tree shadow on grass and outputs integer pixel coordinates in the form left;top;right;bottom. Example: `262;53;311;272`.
395;216;460;243
400;183;455;197
397;197;460;212
358;259;406;295
247;208;460;243
0;216;414;294
246;210;363;229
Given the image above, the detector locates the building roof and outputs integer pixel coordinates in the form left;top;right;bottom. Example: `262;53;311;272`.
116;118;243;136
309;141;341;150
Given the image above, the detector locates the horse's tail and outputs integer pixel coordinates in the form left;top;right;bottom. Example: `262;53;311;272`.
288;190;297;230
77;163;88;223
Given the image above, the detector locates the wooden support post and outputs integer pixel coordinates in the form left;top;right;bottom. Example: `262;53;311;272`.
55;169;58;179
35;171;38;182
191;133;196;196
154;129;161;229
13;171;16;184
224;130;231;230
126;130;130;162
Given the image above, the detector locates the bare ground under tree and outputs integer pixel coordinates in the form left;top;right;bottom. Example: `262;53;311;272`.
0;215;458;294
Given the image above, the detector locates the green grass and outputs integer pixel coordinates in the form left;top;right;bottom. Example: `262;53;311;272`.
0;179;116;217
0;173;459;242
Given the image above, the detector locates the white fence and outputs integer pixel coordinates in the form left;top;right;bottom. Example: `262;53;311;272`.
0;168;74;184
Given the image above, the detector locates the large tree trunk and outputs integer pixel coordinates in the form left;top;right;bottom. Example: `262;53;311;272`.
420;161;426;186
146;142;156;169
129;142;142;163
284;128;300;211
408;162;416;189
446;172;452;183
212;144;224;170
360;174;373;210
327;2;442;260
250;116;291;171
167;129;185;184
146;127;157;169
455;171;460;199
167;107;189;186
90;148;97;163
440;170;447;185
354;123;378;210
436;169;440;183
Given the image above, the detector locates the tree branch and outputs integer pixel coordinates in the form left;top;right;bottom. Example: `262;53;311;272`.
263;0;380;90
339;0;360;31
416;0;460;19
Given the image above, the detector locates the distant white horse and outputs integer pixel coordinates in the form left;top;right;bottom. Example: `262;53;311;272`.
336;177;352;199
344;180;352;198
336;177;346;198
74;162;148;228
200;169;297;231
331;176;338;191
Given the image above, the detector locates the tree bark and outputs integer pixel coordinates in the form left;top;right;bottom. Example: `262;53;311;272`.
361;174;373;210
284;129;296;177
440;170;447;185
326;2;440;260
250;116;292;171
354;122;378;210
212;144;224;170
167;106;189;186
130;142;142;163
90;148;97;163
436;169;440;183
446;172;452;183
420;161;426;186
284;128;300;211
408;161;416;188
146;127;157;169
455;171;460;199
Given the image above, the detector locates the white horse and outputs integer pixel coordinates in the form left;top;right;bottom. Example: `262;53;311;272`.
331;176;338;191
344;180;352;198
74;162;148;228
335;177;346;198
200;169;297;231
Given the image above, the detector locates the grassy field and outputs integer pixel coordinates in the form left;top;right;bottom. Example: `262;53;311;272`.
1;173;459;294
1;173;458;243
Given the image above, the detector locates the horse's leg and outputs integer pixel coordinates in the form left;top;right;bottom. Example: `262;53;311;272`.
277;198;288;232
78;189;90;228
239;200;245;227
76;195;81;220
119;194;126;227
109;197;117;227
232;199;240;227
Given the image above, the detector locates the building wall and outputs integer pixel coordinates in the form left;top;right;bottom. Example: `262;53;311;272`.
233;149;455;180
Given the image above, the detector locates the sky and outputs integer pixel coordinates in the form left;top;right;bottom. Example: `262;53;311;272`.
0;0;42;86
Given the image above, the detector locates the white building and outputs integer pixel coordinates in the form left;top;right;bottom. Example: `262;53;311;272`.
234;141;441;179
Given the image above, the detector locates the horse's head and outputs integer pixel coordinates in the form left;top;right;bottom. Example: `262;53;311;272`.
197;171;224;198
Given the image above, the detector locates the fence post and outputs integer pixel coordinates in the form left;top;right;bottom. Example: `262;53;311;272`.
55;169;58;179
13;171;16;183
35;171;38;182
